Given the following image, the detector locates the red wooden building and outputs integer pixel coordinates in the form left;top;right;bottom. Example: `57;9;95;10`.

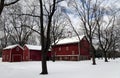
2;44;23;62
51;35;91;61
23;44;51;61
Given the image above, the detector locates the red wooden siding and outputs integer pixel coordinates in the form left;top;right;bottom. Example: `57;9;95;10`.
30;50;41;61
2;45;23;62
80;37;90;55
2;49;11;62
2;44;51;62
23;45;51;61
23;46;30;61
52;36;91;61
11;46;23;62
52;43;80;61
12;54;22;62
47;51;51;60
54;43;79;55
79;37;90;60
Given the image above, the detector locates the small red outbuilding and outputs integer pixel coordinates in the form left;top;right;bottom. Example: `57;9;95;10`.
51;35;91;61
23;44;51;61
2;44;23;62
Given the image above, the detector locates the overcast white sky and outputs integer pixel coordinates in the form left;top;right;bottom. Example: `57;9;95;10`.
59;0;120;29
19;0;120;34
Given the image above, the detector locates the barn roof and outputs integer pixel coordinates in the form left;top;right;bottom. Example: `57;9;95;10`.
3;44;23;50
24;44;51;51
24;44;41;50
56;35;85;45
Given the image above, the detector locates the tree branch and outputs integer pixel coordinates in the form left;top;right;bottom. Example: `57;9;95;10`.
21;24;41;35
4;0;20;6
9;13;40;18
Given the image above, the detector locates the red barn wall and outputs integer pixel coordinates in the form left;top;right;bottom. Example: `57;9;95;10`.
30;50;41;61
23;46;30;61
30;50;51;61
2;49;11;62
47;51;51;60
80;38;90;55
80;37;90;60
53;43;79;55
2;46;23;62
11;46;23;62
52;37;91;61
52;43;80;61
23;46;51;61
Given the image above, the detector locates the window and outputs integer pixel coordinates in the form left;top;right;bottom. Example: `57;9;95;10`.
83;37;86;40
59;47;61;51
71;57;75;60
66;47;69;51
60;57;62;60
72;51;75;55
65;57;68;60
16;47;19;51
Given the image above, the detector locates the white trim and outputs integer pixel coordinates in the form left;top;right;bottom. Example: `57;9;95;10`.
28;49;30;61
23;49;24;60
24;46;30;61
3;44;23;50
56;55;79;57
9;49;12;62
78;42;80;60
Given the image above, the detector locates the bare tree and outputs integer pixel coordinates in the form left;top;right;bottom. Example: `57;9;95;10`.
27;32;40;45
97;26;115;62
20;0;64;74
112;18;120;53
51;10;68;61
0;0;20;15
67;0;104;65
3;3;34;46
107;12;120;59
95;6;117;62
39;0;66;74
0;7;10;48
0;0;20;47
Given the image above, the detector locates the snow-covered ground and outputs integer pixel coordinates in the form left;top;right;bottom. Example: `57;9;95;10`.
0;58;120;78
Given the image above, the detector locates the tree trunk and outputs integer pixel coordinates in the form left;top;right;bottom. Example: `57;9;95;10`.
40;51;48;74
92;50;96;65
52;51;55;62
92;49;96;65
113;52;115;60
0;0;4;15
104;51;108;62
90;40;96;65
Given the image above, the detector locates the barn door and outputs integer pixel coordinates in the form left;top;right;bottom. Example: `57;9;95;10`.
12;54;22;62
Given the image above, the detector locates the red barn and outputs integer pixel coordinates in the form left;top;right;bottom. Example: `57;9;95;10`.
2;44;23;62
51;35;91;61
23;44;51;61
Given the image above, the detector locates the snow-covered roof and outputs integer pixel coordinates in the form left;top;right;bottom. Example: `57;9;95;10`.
25;44;51;51
25;44;41;50
56;35;85;45
3;44;23;50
